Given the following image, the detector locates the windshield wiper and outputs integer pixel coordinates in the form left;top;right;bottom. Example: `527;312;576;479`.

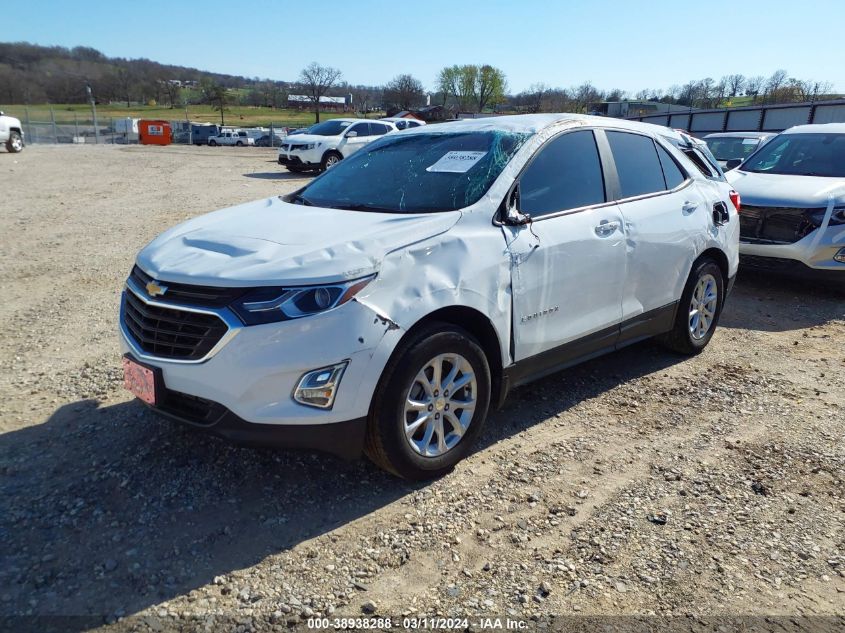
335;203;401;213
291;194;314;206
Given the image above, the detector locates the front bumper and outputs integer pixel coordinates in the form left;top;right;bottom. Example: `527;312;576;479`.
119;284;405;454
738;223;845;271
277;148;322;168
740;255;845;285
145;383;366;459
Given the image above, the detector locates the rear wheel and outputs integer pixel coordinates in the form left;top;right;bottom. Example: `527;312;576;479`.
208;139;217;146
365;323;491;480
320;151;342;172
6;131;23;153
236;140;243;146
658;258;724;355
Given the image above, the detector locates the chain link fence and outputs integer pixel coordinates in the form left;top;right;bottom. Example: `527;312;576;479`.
21;116;304;146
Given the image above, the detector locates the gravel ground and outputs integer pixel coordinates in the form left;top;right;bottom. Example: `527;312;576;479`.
1;145;843;631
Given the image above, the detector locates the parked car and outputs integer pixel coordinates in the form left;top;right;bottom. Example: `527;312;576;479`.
208;130;255;146
120;114;739;480
703;132;775;169
725;123;845;282
381;116;426;130
0;111;24;153
277;118;396;172
254;134;285;147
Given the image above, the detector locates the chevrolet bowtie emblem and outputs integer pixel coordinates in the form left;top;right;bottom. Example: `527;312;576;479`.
146;280;168;297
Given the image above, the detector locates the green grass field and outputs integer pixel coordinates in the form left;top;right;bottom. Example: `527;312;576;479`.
1;103;384;128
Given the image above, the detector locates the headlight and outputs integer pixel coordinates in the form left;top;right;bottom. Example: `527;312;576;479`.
231;275;375;325
303;143;317;150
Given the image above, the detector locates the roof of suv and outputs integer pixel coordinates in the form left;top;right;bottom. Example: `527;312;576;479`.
782;123;845;135
703;131;773;139
400;113;696;143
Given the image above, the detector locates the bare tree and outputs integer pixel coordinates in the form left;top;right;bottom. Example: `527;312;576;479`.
383;74;425;111
605;88;627;102
725;74;746;97
745;75;765;101
298;62;343;123
523;83;549;112
764;69;789;103
199;78;229;126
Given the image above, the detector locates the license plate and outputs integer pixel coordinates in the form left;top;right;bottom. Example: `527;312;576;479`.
123;357;157;405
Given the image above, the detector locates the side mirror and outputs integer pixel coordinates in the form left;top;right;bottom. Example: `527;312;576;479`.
725;158;742;170
345;130;358;138
502;184;532;226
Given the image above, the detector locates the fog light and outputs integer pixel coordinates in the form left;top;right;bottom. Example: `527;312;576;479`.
835;248;845;264
293;362;348;409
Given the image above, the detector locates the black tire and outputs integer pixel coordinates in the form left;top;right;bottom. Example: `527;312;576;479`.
365;323;491;480
320;151;342;172
6;131;23;153
236;140;243;146
208;140;217;146
658;257;724;355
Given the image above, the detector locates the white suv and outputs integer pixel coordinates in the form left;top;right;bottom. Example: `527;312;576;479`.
121;114;739;480
0;111;24;153
725;123;845;282
277;118;395;172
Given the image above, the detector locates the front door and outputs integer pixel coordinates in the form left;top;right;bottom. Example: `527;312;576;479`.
506;129;626;362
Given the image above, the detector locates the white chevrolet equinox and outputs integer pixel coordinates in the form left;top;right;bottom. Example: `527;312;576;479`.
121;114;740;480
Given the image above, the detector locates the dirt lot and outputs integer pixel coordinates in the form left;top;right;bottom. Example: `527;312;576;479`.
1;145;843;630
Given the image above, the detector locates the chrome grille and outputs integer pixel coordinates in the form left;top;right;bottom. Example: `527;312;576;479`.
121;289;228;361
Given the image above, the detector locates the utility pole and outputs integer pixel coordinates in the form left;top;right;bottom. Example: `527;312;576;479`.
86;83;100;144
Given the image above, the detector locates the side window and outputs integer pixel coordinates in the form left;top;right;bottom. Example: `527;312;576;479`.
349;123;369;136
370;123;390;135
656;144;687;189
606;131;666;198
519;130;606;217
683;147;721;179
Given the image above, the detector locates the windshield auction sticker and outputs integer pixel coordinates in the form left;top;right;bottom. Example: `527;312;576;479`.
426;151;488;173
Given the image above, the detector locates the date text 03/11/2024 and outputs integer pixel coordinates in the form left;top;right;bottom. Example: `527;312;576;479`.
306;617;528;629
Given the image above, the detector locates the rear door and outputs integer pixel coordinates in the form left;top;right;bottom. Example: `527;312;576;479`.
601;130;708;321
507;129;626;362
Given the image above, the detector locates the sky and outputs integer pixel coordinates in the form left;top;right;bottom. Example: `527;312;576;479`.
11;0;845;95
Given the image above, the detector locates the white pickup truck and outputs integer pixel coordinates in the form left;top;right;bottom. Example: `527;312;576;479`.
207;130;255;147
0;111;24;153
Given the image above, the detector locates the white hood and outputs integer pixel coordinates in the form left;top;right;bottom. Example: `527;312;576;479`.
137;196;460;287
726;170;845;207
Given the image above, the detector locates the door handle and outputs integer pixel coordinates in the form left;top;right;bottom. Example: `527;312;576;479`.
594;220;620;236
682;201;699;213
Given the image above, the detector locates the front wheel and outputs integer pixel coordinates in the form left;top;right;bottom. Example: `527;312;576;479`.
6;131;23;153
658;258;724;355
208;140;217;146
320;151;342;172
365;324;491;480
236;141;243;146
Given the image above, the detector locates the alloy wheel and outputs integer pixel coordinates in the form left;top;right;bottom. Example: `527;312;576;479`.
403;353;477;457
688;273;718;340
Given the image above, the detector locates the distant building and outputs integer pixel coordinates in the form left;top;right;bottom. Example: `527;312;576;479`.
386;110;424;120
414;105;449;122
287;95;348;111
590;100;696;118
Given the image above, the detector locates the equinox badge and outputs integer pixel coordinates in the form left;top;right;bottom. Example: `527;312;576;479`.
146;280;168;297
